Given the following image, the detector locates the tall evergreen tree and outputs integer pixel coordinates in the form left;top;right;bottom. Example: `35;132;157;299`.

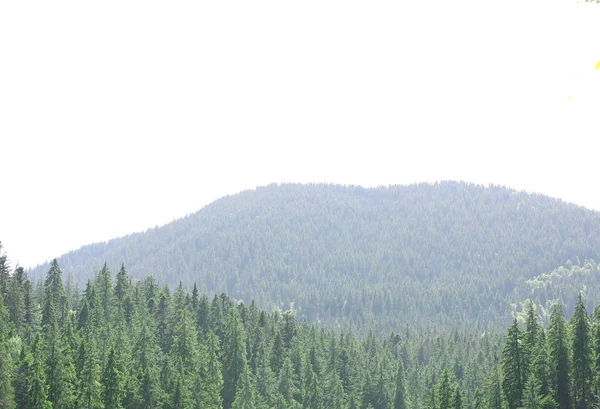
571;294;592;409
0;242;9;297
222;307;247;409
114;264;130;304
6;266;26;333
394;358;410;409
548;304;570;409
502;318;525;409
102;347;124;409
0;292;15;409
42;259;66;327
232;360;256;409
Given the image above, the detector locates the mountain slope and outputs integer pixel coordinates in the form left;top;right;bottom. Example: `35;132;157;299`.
30;182;600;330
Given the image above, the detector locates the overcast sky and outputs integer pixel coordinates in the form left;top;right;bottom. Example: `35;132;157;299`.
1;0;599;268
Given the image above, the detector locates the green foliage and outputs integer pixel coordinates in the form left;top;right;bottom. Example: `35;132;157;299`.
548;305;570;409
4;246;600;409
502;319;525;409
30;183;600;331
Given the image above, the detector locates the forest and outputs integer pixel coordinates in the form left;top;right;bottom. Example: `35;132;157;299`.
2;246;600;409
28;182;600;331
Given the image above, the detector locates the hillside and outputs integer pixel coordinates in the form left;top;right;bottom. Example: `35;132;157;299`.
30;182;600;330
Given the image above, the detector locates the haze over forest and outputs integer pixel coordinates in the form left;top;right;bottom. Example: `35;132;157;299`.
1;0;600;408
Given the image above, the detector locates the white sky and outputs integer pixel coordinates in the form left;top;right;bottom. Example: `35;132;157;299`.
1;0;599;268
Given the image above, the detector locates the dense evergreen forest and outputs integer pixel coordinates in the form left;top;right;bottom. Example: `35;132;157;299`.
29;182;600;331
3;247;600;409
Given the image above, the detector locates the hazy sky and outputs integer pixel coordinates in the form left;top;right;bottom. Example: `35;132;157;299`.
1;1;599;268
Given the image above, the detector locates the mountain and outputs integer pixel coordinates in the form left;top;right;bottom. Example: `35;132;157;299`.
29;182;600;331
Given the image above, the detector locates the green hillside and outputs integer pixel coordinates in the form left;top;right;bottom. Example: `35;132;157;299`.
29;182;600;330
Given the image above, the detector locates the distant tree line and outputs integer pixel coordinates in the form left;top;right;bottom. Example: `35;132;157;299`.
4;244;600;409
28;182;600;332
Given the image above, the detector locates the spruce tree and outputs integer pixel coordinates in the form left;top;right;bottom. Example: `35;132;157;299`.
452;387;462;409
438;368;453;409
6;266;26;333
42;258;66;328
114;264;130;304
76;331;103;409
333;379;348;409
232;360;256;409
571;294;592;409
394;358;410;409
502;318;525;409
0;292;15;409
25;334;51;409
102;348;124;409
222;307;247;409
0;242;9;297
548;304;570;409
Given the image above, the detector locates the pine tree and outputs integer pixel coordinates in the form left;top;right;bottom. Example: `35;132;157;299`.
502;318;525;409
548;304;570;409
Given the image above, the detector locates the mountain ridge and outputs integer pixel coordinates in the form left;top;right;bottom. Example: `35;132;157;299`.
29;181;600;330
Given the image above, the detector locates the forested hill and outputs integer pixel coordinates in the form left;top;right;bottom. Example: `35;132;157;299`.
29;182;600;330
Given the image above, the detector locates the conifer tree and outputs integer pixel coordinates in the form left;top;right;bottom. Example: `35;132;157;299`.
522;371;543;409
394;358;410;409
232;360;256;409
46;316;77;409
223;307;247;409
13;347;32;409
548;304;570;409
76;331;103;409
502;318;525;409
0;242;9;297
114;264;130;304
333;379;348;409
303;368;324;409
25;334;51;409
6;266;26;333
42;258;66;327
523;301;541;385
0;292;15;409
452;387;462;409
26;358;52;409
571;294;592;409
97;263;114;324
102;348;124;409
199;330;224;409
438;368;453;409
